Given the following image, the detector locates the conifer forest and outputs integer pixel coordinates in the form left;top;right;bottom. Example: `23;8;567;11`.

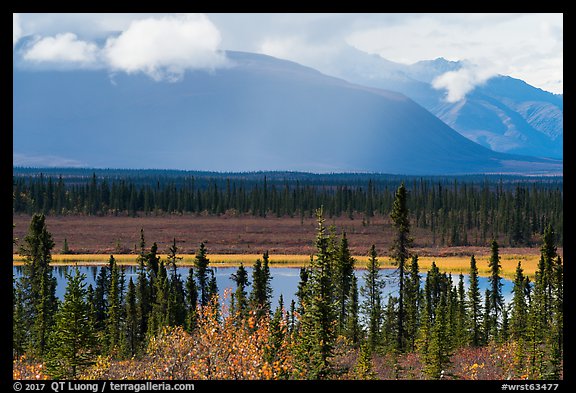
12;171;564;381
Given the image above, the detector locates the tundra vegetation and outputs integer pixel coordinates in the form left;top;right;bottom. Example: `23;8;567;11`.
13;181;563;380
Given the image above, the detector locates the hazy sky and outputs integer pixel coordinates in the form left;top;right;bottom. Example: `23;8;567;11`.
13;13;563;95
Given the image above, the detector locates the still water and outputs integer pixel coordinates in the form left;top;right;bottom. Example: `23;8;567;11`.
13;265;514;309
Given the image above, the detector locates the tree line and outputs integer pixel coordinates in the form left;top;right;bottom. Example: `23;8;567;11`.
13;172;563;246
13;184;563;380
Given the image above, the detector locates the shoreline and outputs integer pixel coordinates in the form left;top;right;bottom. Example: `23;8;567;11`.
13;252;541;279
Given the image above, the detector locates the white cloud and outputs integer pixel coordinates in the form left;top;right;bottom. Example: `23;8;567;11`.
13;13;22;47
103;13;226;81
13;13;562;93
345;13;563;95
23;33;100;66
259;36;339;70
432;62;497;103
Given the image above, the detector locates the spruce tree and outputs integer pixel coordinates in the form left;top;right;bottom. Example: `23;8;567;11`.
293;207;337;379
354;341;376;380
390;182;413;352
424;291;451;380
124;278;139;357
345;274;361;346
334;231;355;335
360;245;384;352
467;255;483;346
250;252;273;319
185;268;199;331
267;295;289;379
93;265;109;331
147;261;169;337
404;254;421;352
166;238;186;327
488;240;504;341
194;242;211;308
13;276;27;358
106;255;122;355
230;263;250;319
510;261;528;341
18;213;58;358
454;273;468;348
45;266;98;379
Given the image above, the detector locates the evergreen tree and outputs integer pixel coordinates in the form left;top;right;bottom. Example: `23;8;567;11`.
487;239;504;342
45;266;98;379
360;245;384;352
166;238;186;327
194;242;211;307
404;254;421;352
250;253;273;319
345;274;361;346
13;276;27;358
293;207;337;379
526;284;546;379
482;289;492;346
510;261;528;341
267;295;289;379
106;255;123;356
389;182;413;352
424;291;451;380
134;229;150;348
354;341;376;380
124;278;139;357
547;254;563;379
93;265;109;331
18;213;58;358
147;261;169;337
295;267;310;317
230;263;250;319
382;296;398;352
454;273;468;348
334;232;355;335
185;268;199;332
467;255;483;346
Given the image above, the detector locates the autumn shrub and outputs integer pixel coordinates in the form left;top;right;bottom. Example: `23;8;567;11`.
13;356;49;380
80;297;294;380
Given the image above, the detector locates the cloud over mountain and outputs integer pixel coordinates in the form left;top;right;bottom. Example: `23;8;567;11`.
15;13;228;81
13;51;561;175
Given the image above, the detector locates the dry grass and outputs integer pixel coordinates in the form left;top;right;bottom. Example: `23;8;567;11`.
13;252;540;279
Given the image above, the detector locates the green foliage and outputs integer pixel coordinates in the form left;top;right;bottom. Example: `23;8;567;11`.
45;266;98;379
249;252;273;319
293;207;337;379
13;171;564;247
360;245;384;352
11;205;564;381
390;182;413;352
194;242;211;307
467;255;483;347
487;239;504;342
354;341;376;379
17;213;57;358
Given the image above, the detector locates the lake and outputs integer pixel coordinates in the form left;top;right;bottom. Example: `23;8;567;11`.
13;264;515;310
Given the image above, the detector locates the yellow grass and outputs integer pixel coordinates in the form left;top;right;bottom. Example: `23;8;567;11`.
13;253;540;278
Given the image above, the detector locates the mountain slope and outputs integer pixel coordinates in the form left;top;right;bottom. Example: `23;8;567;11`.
327;49;563;159
12;51;561;175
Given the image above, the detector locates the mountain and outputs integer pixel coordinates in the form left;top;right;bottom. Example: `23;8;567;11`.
327;48;563;159
12;51;562;175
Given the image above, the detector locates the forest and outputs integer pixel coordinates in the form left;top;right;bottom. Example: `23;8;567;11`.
12;183;563;380
12;169;563;247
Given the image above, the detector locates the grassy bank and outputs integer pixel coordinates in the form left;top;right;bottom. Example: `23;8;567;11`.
13;253;540;279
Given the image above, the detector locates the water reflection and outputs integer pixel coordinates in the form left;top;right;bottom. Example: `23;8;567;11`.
13;264;514;308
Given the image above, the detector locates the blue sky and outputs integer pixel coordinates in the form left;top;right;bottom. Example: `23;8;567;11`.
13;13;563;95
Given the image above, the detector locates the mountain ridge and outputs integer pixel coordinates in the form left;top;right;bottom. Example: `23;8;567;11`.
13;50;562;175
